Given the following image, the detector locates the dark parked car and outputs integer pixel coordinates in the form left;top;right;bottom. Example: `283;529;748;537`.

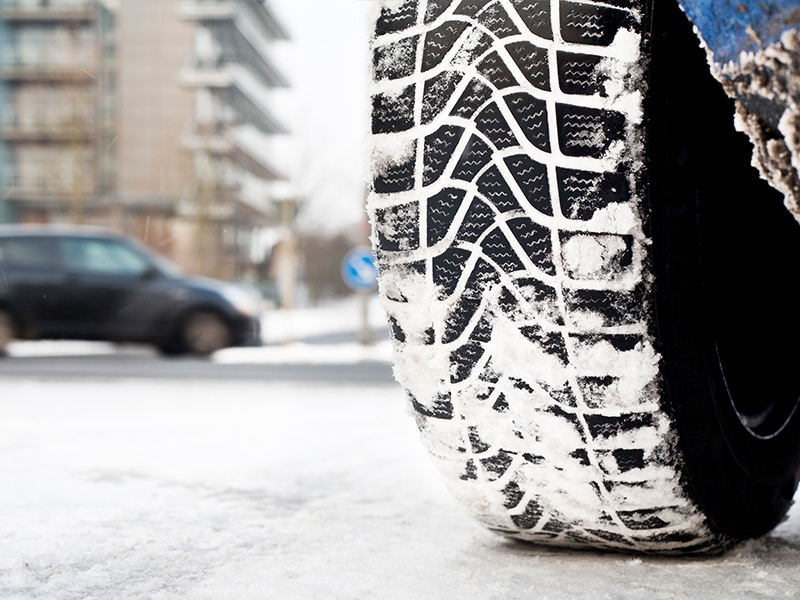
0;225;263;355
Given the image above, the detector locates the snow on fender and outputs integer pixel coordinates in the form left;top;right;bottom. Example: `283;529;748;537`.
368;0;800;553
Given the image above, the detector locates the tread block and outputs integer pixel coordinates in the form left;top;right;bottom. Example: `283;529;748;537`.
570;448;591;466
571;333;643;353
455;197;496;244
372;85;416;134
565;285;648;327
511;498;544;529
425;0;452;23
443;293;483;343
506;93;550;151
424;125;466;186
477;51;519;89
481;449;516;479
477;165;521;212
446;25;494;67
460;459;479;480
520;325;570;365
427;187;467;246
375;202;420;251
558;51;605;95
475;2;520;38
507;41;550;91
556;104;626;158
410;391;454;419
423;71;464;123
388;315;406;342
468;426;491;452
450;343;486;383
375;0;418;35
451;78;493;118
618;509;672;531
455;0;493;18
560;1;634;47
374;36;419;81
481;228;526;273
504;154;553;216
511;0;553;39
496;285;521;316
433;247;472;297
465;256;502;291
423;21;470;71
585;529;634;546
502;481;525;509
373;146;417;194
584;412;655;440
492;393;509;412
613;448;647;472
475;102;518;149
507;217;556;275
469;311;495;343
453;134;493;181
539;381;579;408
557;167;629;220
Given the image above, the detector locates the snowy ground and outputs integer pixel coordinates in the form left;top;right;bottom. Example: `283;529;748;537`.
1;300;800;599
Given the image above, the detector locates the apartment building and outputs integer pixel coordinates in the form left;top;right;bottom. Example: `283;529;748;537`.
0;0;115;224
0;0;289;280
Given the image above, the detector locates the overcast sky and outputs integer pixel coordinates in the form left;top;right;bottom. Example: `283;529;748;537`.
268;0;375;234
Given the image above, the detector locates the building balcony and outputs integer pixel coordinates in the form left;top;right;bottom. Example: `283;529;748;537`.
2;117;95;143
215;19;288;88
0;57;98;82
3;175;96;202
179;0;288;42
181;131;283;181
179;63;287;135
179;3;289;89
1;0;95;21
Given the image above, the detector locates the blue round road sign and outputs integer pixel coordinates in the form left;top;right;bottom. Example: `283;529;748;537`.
342;247;378;291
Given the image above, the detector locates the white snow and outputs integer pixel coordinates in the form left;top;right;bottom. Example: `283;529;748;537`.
1;378;800;599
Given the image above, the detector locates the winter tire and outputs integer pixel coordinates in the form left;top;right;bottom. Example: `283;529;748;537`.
369;0;800;553
181;311;232;356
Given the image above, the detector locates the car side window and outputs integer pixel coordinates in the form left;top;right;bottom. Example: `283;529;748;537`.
62;238;151;277
0;237;59;269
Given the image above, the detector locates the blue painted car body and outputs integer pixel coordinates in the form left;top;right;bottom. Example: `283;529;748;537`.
679;0;800;65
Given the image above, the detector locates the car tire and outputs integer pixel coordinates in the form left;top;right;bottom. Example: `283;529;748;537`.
181;311;232;356
0;309;15;355
369;0;800;553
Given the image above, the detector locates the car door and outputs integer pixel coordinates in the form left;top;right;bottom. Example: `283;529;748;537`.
57;236;171;341
0;236;70;336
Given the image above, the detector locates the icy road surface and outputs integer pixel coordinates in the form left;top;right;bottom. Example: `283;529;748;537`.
0;377;799;599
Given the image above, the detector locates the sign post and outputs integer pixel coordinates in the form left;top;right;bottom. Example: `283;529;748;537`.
341;247;378;345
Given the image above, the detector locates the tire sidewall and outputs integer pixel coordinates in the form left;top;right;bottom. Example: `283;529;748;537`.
648;0;800;538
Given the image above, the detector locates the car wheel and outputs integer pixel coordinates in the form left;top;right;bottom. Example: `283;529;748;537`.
181;311;232;356
0;310;15;354
369;0;800;553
